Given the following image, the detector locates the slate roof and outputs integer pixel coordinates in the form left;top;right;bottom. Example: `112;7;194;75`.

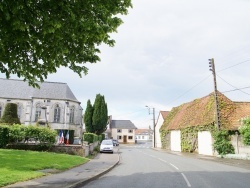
135;129;153;135
160;92;250;131
110;120;137;129
0;78;79;102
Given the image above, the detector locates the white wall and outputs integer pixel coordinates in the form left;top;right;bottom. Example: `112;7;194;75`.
111;128;135;144
171;130;181;152
155;115;164;148
198;131;213;156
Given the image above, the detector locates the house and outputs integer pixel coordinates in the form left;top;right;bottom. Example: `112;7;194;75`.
0;78;83;142
110;119;137;144
160;92;250;155
155;111;169;148
135;129;153;142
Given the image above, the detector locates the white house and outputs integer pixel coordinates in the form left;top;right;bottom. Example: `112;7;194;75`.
0;78;83;142
155;111;169;148
135;129;153;142
110;119;137;144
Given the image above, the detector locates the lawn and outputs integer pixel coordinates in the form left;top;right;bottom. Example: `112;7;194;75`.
0;149;89;187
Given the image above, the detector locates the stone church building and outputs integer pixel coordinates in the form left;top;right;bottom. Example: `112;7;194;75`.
0;78;83;138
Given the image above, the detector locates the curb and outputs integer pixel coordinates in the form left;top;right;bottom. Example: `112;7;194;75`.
68;149;120;188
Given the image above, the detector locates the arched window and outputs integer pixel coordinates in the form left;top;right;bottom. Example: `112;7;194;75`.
54;104;61;123
17;103;22;119
69;106;75;124
35;103;41;121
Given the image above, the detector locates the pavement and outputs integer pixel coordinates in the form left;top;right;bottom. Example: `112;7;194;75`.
5;146;250;188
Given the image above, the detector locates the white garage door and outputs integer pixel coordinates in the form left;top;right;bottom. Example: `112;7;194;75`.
198;131;213;156
171;130;181;152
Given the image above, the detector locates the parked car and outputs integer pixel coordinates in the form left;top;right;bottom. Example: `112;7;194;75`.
100;139;113;154
113;139;119;146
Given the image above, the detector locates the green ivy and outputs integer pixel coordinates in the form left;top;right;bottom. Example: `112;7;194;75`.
160;130;169;149
239;117;250;145
212;130;235;155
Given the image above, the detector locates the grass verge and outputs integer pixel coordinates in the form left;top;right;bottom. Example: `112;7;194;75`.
0;149;89;187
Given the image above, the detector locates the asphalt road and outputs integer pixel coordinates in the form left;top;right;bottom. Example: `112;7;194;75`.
83;143;250;188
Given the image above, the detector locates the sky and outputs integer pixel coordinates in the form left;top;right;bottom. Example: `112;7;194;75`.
2;0;250;129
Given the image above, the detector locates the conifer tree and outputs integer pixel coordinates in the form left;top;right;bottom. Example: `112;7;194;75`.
84;100;94;133
0;103;21;125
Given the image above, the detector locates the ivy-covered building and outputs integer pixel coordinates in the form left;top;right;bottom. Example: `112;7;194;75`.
0;78;83;139
160;92;250;155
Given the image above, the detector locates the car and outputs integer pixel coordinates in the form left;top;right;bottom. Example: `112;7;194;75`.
100;139;114;153
112;139;119;146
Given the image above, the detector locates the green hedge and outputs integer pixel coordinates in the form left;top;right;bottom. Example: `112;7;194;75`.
0;124;57;148
0;125;9;148
83;132;99;144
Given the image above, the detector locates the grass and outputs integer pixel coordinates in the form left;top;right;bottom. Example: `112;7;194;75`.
0;149;89;187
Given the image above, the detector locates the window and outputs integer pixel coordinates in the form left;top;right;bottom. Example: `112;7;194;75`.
35;104;41;121
142;136;144;139
118;136;122;140
54;104;61;123
129;129;133;133
138;136;140;139
69;107;74;123
17;104;22;119
117;129;122;133
128;136;133;140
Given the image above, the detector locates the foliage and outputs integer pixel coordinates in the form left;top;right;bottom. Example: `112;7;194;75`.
84;100;94;133
0;125;9;148
7;124;57;146
0;0;132;87
0;103;21;125
0;149;89;187
239;117;250;145
83;132;97;144
213;130;235;155
160;130;169;149
92;94;108;135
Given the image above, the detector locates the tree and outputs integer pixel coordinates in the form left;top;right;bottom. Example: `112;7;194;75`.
84;100;94;133
92;94;108;135
0;1;132;87
0;103;21;125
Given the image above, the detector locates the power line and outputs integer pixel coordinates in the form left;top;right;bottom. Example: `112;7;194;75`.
216;74;250;95
218;58;250;72
222;86;250;94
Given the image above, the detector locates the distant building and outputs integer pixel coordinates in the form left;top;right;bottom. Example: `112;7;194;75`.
110;119;137;144
135;129;153;142
0;78;83;139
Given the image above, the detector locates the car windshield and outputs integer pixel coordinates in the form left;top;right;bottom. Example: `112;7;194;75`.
102;140;112;145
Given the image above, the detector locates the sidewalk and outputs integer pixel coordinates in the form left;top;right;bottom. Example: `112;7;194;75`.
5;148;120;188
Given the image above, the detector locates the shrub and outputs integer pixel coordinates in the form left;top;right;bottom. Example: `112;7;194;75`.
239;118;250;145
0;103;20;125
83;132;98;144
0;125;9;148
213;130;235;155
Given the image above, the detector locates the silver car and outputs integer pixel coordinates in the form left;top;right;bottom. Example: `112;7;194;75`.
100;139;114;154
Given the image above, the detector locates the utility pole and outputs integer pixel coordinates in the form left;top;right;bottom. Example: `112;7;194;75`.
209;58;221;130
146;106;156;148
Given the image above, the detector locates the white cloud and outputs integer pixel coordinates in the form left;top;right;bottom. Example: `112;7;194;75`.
1;0;250;128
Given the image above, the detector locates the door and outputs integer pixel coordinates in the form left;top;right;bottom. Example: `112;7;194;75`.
123;135;127;143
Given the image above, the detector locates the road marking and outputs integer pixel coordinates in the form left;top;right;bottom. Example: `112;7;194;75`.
181;173;191;187
158;158;167;163
170;163;179;170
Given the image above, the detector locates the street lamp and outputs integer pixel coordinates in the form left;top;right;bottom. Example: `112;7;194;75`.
145;105;156;148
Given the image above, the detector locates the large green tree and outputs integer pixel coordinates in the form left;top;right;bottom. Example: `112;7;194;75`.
92;94;108;135
0;1;132;87
84;99;94;133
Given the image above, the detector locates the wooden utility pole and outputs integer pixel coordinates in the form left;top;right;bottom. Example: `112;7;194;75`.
209;58;221;130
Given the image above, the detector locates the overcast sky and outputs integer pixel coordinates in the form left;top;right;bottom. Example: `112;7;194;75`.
2;0;250;129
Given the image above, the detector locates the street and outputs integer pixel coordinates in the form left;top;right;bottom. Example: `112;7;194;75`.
83;142;250;188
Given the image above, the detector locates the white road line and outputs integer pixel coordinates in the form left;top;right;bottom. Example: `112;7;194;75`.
170;163;179;170
181;173;191;187
158;158;167;163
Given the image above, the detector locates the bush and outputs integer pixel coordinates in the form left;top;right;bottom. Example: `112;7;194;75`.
213;130;235;155
239;118;250;145
0;103;20;125
83;132;98;144
0;125;9;148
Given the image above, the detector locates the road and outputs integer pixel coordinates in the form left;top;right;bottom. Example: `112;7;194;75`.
83;142;250;188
